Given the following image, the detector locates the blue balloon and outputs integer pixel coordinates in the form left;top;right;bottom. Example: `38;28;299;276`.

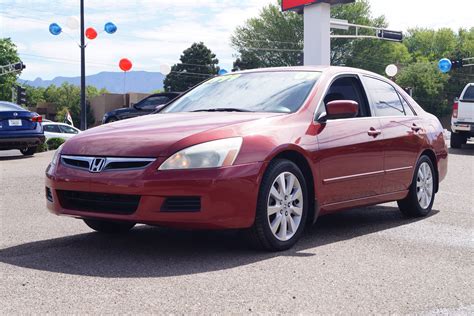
438;58;452;73
104;22;117;34
218;69;228;76
49;23;62;36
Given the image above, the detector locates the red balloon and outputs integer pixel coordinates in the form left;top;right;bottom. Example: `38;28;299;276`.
119;58;133;72
85;27;97;40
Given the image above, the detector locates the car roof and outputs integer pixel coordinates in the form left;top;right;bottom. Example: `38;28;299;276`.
230;65;382;78
43;122;78;128
0;101;25;111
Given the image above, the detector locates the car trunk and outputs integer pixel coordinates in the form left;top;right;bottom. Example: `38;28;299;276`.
0;111;37;132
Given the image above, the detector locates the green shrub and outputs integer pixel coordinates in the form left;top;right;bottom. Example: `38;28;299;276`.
36;143;48;153
46;137;66;150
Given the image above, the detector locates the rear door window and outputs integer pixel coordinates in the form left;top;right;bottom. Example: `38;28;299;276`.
364;77;406;117
462;86;474;101
59;125;79;134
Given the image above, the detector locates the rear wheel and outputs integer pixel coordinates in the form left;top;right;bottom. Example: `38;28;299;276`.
20;146;37;156
397;156;436;217
83;219;135;234
450;132;466;149
244;159;308;251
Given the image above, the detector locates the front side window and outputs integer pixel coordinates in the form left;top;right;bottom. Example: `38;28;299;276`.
44;125;61;133
364;77;406;117
163;71;322;114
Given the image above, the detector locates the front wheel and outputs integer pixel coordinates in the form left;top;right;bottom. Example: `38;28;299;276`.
397;156;436;217
20;146;37;156
244;159;308;251
83;219;135;234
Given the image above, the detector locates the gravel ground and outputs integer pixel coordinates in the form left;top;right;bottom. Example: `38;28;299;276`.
0;143;473;314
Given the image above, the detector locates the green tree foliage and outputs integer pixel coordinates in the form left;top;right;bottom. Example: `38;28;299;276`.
397;63;450;116
163;42;219;92
25;83;107;127
0;38;22;101
231;0;409;72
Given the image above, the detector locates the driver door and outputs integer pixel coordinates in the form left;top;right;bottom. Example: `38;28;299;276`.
316;75;385;207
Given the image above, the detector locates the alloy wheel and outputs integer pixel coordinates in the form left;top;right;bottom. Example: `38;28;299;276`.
267;172;303;241
416;162;434;209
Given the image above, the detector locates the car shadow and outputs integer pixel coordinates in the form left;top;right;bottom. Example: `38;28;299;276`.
0;206;438;278
0;154;33;161
449;142;474;156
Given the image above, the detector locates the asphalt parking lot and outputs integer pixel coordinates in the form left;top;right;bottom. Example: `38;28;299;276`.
0;144;473;314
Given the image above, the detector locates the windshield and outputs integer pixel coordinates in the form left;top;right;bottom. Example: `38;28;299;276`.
163;71;321;114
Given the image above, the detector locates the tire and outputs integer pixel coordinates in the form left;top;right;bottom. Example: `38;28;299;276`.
83;219;135;234
450;132;464;149
397;156;436;217
244;159;309;251
20;146;37;156
105;117;118;124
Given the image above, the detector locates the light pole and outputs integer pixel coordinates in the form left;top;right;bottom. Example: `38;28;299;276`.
80;0;86;130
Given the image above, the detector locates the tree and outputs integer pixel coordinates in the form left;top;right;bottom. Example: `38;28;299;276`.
396;62;450;117
0;38;22;101
231;0;408;73
163;42;219;92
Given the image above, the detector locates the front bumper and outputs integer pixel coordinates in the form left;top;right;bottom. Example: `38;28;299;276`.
46;160;265;229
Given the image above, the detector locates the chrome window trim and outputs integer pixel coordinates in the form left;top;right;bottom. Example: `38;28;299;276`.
61;155;156;172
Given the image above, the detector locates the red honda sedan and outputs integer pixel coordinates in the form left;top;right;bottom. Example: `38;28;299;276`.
45;66;448;251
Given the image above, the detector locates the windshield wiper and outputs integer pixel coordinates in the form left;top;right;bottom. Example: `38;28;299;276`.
192;108;254;113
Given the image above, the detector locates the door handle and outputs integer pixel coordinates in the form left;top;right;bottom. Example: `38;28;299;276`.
368;127;382;137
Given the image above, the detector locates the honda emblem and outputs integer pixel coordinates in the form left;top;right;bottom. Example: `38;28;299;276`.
89;158;106;173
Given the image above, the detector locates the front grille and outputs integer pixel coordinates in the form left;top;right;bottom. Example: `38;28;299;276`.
161;197;201;212
61;155;155;172
46;187;53;202
57;190;140;215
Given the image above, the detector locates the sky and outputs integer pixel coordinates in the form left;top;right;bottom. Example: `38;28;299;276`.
0;0;472;81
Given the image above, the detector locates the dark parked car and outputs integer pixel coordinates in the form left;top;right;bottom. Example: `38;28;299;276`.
0;101;45;156
102;92;180;124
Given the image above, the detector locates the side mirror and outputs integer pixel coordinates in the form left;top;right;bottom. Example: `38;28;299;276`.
325;100;359;120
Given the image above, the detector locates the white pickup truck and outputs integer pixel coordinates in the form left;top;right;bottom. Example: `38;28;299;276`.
451;83;474;148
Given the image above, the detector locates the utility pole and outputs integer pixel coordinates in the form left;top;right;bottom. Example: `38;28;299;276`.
80;0;87;130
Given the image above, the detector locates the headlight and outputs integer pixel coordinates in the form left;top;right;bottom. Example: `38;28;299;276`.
46;144;64;175
159;137;243;170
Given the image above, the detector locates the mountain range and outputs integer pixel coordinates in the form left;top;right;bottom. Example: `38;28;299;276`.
20;71;165;94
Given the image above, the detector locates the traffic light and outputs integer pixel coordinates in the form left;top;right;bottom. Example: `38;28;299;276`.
451;59;464;70
377;30;403;42
16;86;27;106
13;62;26;71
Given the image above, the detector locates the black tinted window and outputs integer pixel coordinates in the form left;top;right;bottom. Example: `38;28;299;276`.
139;96;170;110
0;102;23;111
463;86;474;101
44;125;61;133
324;76;370;117
364;77;405;117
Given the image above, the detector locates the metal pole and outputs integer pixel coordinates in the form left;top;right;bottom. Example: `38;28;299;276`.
80;0;86;130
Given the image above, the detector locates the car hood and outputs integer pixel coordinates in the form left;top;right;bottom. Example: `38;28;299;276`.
62;112;283;157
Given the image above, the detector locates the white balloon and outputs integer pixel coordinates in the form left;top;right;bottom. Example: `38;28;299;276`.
66;17;79;30
385;64;398;77
160;64;171;75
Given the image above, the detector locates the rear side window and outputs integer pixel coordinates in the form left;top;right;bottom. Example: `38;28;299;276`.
364;77;406;117
462;86;474;101
44;125;61;133
0;102;23;111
